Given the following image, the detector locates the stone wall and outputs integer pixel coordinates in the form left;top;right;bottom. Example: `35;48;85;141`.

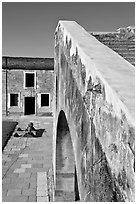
53;21;135;202
2;69;54;116
91;27;135;66
2;56;54;70
2;70;6;114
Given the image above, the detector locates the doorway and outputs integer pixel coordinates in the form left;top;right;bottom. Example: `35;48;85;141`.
24;97;35;115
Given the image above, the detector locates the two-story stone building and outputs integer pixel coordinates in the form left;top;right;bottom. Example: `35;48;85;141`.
2;56;54;116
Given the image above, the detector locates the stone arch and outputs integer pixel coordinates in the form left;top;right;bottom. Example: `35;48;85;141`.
55;110;80;201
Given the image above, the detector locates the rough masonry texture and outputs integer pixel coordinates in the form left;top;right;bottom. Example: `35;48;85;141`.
90;26;135;66
2;57;54;116
53;21;135;202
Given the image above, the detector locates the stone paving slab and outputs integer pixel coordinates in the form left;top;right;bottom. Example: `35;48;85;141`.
2;116;53;202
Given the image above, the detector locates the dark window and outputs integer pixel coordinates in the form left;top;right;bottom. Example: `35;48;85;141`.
41;94;49;107
10;94;18;106
25;73;35;87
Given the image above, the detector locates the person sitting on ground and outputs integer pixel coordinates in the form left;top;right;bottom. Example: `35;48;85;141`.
26;122;36;133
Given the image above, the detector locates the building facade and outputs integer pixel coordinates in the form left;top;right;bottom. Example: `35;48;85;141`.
2;57;54;116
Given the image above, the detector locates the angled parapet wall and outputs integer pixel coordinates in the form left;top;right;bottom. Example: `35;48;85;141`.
54;21;135;202
90;27;135;66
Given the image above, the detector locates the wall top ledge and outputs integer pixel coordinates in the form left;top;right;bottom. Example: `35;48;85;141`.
56;21;135;124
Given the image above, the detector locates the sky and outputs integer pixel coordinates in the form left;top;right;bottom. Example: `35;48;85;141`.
2;2;135;58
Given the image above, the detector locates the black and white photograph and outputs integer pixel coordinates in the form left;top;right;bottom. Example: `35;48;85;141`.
2;1;135;202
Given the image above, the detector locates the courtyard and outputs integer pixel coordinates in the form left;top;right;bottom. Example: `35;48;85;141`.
2;115;53;202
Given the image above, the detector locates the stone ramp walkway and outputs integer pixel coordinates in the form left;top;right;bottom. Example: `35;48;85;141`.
2;116;53;202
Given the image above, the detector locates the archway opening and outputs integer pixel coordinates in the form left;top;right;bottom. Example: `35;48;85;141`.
55;110;80;201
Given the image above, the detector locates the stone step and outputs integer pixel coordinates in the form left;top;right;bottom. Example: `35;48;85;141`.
104;44;135;49
123;59;135;66
55;171;75;201
91;32;135;67
116;52;135;57
112;47;135;50
55;190;75;202
99;40;135;45
124;56;135;60
118;56;135;62
112;49;135;53
56;172;74;177
56;174;74;191
98;39;135;66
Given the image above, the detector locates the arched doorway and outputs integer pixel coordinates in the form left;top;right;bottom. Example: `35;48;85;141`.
55;110;80;201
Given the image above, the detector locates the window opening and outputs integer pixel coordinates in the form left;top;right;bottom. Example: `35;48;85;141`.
41;94;49;107
25;73;35;87
10;94;18;106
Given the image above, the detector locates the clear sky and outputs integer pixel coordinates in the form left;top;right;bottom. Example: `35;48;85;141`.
2;2;135;58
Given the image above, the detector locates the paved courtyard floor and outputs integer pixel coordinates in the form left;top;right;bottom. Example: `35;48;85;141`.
2;115;53;202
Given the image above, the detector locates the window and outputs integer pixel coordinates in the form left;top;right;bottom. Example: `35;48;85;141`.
25;72;36;88
10;94;18;106
41;94;50;107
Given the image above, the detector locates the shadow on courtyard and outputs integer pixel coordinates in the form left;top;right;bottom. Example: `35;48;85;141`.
2;120;18;150
14;129;45;138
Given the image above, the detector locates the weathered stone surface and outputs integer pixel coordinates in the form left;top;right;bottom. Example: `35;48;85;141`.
53;21;135;202
90;26;135;66
2;57;54;116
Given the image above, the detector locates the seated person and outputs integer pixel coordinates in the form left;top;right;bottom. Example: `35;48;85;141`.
26;122;36;135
